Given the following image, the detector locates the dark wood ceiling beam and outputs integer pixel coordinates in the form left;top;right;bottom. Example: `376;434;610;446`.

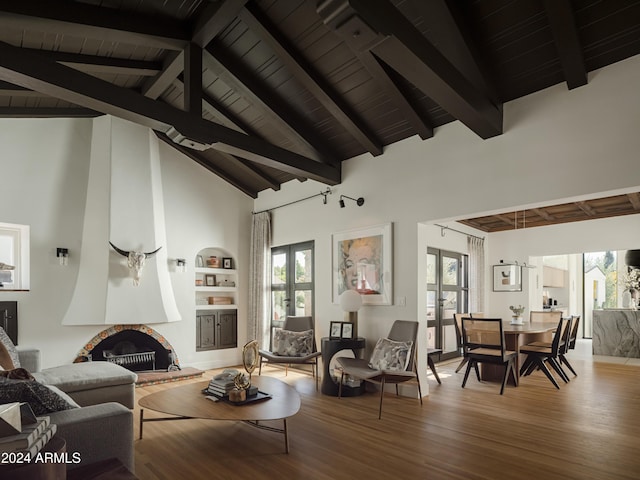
203;46;336;164
0;0;189;51
627;193;640;210
214;150;281;192
0;107;100;118
575;201;596;216
542;0;587;90
495;214;516;227
317;0;503;139
240;3;382;156
531;208;555;221
358;51;433;140
142;0;246;101
19;48;162;76
184;43;202;114
156;132;257;198
0;40;340;185
0;81;38;96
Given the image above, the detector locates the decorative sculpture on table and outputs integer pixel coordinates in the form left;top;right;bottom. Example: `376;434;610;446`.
509;305;525;325
229;340;260;402
109;242;162;286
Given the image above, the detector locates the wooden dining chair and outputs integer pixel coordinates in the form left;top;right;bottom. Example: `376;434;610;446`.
560;315;581;376
453;312;484;373
530;310;562;324
519;317;572;389
461;318;518;395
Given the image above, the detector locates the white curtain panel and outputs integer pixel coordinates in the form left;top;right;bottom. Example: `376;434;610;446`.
248;211;271;349
468;236;485;313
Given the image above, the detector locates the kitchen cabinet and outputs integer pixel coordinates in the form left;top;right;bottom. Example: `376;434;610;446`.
543;266;566;288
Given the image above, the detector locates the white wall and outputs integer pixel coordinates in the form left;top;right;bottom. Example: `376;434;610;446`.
254;54;640;394
0;118;253;369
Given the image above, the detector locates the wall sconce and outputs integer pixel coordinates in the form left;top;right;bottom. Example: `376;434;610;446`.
339;195;365;208
176;258;186;273
56;248;69;266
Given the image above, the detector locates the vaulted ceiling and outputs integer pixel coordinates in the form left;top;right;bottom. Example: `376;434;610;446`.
0;0;639;198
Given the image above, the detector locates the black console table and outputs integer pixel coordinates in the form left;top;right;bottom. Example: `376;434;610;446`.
321;337;366;396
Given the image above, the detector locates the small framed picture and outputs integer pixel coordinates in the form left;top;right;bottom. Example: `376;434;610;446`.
330;321;343;339
222;257;233;269
196;255;204;268
205;274;216;286
341;322;353;339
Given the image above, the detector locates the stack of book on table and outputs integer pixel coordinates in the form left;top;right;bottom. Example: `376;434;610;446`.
205;370;258;398
0;403;57;458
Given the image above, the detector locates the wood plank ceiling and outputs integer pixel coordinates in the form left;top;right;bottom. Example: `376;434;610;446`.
0;0;639;201
457;191;640;232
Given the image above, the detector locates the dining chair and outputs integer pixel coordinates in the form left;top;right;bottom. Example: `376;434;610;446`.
258;316;321;390
461;318;518;395
337;320;421;419
453;312;484;373
530;310;562;324
519;317;572;389
559;315;581;376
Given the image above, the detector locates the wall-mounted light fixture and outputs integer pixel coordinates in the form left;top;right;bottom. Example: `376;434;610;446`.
339;195;365;208
176;258;186;273
56;248;69;266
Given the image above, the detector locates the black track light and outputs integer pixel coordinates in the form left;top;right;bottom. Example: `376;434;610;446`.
339;195;365;208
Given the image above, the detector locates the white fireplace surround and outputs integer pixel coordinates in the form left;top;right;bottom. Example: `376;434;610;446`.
63;116;181;325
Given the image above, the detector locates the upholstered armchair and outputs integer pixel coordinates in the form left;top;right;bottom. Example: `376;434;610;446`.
258;316;321;390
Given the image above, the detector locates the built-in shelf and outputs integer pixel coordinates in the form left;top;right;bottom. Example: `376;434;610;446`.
195;286;237;293
196;304;238;311
195;267;237;275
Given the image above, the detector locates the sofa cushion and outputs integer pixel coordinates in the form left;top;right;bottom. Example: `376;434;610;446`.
273;329;313;357
0;326;20;370
368;338;412;372
32;362;138;393
0;377;78;415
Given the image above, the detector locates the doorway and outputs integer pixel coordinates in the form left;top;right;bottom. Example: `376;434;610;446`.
270;241;314;348
426;248;468;361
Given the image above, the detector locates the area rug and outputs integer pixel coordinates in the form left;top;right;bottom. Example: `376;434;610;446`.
135;367;204;387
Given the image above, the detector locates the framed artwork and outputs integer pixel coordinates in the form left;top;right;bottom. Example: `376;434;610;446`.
493;265;522;292
332;223;393;305
205;274;216;286
222;257;233;269
329;321;343;339
341;322;353;339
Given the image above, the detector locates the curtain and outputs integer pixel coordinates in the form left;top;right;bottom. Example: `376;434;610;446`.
248;212;271;349
468;236;485;313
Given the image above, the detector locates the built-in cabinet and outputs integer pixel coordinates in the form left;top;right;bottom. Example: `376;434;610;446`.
195;248;237;351
196;309;237;351
543;266;566;288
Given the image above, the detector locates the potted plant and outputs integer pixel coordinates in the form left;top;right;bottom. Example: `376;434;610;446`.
509;305;525;325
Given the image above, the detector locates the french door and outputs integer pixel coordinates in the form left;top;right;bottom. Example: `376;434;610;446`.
426;248;468;361
270;241;314;348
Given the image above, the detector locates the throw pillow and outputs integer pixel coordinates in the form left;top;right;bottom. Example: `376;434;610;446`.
0;377;78;415
0;367;35;380
368;338;413;372
0;327;20;370
273;329;313;357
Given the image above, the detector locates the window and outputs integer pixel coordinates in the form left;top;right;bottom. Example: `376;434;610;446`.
0;222;30;290
270;241;314;348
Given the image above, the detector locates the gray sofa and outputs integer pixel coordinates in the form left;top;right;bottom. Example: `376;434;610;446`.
16;348;136;472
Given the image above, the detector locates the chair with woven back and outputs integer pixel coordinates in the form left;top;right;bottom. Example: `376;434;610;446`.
519;317;572;389
460;317;518;395
530;310;562;325
453;312;484;373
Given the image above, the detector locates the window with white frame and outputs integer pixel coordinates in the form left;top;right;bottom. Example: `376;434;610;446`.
0;222;30;290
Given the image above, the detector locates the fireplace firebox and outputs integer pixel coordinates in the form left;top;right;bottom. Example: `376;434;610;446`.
75;325;180;372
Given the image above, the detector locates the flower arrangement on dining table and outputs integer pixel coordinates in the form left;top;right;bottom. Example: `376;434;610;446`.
509;305;525;317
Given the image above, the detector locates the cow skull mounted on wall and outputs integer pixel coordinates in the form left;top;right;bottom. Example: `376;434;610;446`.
109;242;162;286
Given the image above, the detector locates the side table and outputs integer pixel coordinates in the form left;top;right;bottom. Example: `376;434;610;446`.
321;337;366;396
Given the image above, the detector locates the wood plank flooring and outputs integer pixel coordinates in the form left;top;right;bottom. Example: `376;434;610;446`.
133;357;640;480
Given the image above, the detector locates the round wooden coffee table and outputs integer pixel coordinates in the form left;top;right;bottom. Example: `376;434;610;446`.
138;376;301;453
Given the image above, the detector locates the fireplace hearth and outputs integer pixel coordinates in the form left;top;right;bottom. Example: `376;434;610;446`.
75;325;180;372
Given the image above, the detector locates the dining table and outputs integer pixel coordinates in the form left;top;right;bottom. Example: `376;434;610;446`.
480;320;557;384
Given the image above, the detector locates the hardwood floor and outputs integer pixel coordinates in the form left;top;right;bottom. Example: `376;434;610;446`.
134;356;640;480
